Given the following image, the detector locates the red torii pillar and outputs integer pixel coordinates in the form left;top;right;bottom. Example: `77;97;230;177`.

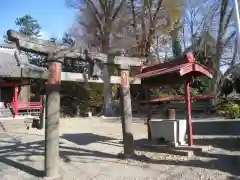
13;86;19;117
185;79;193;146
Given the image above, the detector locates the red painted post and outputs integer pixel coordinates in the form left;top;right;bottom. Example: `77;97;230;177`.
14;86;18;117
184;80;193;146
12;96;15;117
39;95;43;119
144;87;151;140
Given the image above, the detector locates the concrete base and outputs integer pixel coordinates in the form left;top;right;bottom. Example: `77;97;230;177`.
136;138;210;158
236;156;240;164
174;144;211;153
141;143;194;157
231;151;240;164
193;119;240;136
43;176;62;180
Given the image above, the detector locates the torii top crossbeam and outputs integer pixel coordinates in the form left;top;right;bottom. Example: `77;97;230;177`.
7;30;146;66
3;29;147;85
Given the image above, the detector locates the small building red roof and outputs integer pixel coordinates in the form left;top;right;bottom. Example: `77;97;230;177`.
136;52;213;84
140;93;215;104
151;93;215;103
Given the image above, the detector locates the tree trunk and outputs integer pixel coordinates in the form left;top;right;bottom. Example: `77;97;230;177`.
103;62;114;116
211;0;228;94
211;61;220;93
102;41;114;116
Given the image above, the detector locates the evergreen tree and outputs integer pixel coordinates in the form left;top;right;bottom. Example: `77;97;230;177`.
15;14;41;37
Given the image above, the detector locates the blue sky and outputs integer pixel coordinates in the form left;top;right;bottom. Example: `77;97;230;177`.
0;0;77;41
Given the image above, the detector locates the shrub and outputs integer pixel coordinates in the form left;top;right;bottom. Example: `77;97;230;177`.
217;100;240;119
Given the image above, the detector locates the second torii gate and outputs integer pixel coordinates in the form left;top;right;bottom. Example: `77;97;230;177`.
7;29;146;179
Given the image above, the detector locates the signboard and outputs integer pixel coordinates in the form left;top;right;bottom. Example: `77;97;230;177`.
55;63;61;84
48;62;61;84
121;71;129;88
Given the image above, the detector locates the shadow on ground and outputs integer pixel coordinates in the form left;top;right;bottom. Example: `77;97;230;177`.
62;133;116;146
0;132;239;178
0;140;45;177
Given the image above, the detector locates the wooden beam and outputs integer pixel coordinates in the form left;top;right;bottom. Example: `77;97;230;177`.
7;29;146;66
7;30;66;53
64;52;144;66
18;40;60;56
61;72;141;84
114;56;144;67
2;69;140;84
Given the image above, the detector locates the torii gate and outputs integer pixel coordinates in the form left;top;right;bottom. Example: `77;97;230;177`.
7;30;146;179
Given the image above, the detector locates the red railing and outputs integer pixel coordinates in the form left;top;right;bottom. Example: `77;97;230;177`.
10;96;43;117
18;102;42;109
0;83;44;118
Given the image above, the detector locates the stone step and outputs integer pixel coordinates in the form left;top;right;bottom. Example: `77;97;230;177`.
138;143;194;157
0;107;14;117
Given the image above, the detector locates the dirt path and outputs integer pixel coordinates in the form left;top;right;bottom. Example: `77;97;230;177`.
0;117;239;180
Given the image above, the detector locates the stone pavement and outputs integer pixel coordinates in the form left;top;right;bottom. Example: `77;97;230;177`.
0;117;239;180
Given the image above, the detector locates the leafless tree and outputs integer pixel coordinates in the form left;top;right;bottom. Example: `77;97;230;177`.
67;0;185;115
67;0;130;116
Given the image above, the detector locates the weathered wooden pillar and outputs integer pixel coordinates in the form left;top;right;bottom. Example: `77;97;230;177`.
44;58;62;178
39;95;46;130
120;64;134;156
184;80;193;146
18;79;30;102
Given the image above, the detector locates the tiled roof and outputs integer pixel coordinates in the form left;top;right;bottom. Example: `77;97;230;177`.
0;45;48;79
136;52;213;80
150;93;215;103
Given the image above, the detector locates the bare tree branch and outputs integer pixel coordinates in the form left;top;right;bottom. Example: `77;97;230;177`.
129;0;138;40
153;0;163;20
112;0;125;20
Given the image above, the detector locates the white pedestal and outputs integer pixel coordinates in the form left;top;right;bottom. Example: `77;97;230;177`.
0;102;5;117
149;119;187;146
88;112;92;117
0;102;5;108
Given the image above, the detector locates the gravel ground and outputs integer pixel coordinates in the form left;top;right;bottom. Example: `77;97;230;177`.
0;117;239;180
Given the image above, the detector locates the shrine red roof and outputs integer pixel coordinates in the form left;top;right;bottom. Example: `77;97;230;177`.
150;93;215;103
136;52;213;80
